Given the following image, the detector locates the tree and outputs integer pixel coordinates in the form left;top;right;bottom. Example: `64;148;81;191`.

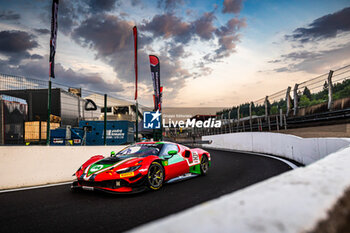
303;87;312;100
323;81;328;90
299;95;311;107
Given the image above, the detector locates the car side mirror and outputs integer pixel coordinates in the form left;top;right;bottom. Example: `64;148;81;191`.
163;150;177;159
168;150;177;156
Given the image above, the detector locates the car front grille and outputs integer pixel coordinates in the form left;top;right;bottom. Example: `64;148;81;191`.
78;180;127;189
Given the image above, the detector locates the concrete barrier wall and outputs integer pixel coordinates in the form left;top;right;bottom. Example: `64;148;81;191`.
202;132;350;165
0;146;124;190
130;145;350;233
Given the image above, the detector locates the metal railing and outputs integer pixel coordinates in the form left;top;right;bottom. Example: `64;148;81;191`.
216;64;350;122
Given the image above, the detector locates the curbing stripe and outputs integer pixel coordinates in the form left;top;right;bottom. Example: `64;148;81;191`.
0;181;72;194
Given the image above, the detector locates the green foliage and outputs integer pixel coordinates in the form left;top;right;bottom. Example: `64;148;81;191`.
333;79;350;100
303;87;312;99
299;95;311;107
270;105;278;114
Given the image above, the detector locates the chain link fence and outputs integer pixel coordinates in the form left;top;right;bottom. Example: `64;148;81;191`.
0;74;144;145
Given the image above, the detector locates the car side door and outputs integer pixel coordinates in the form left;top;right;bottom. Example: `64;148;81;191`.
160;144;189;180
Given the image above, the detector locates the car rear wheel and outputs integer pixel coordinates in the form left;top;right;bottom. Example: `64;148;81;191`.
200;155;209;175
147;162;164;190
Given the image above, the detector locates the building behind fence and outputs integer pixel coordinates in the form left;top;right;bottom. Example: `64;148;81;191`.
0;74;150;145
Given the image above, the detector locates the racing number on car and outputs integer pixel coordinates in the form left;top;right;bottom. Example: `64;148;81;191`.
192;152;200;164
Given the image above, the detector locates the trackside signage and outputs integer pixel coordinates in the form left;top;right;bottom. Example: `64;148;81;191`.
143;110;221;129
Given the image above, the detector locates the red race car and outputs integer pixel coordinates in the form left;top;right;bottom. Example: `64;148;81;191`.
71;141;211;193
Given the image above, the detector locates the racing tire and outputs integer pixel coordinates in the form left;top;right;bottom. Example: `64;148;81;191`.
146;162;164;190
200;155;209;175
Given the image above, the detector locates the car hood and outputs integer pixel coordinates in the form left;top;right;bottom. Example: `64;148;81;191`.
86;156;140;176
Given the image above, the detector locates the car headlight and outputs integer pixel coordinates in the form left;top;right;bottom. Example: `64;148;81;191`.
116;165;141;174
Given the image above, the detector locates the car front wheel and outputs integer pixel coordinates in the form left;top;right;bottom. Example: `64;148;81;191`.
147;162;164;190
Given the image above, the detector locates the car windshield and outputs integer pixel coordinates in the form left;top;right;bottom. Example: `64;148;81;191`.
115;143;163;158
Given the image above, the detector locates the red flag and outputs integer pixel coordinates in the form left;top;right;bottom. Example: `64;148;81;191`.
149;55;161;111
133;26;138;100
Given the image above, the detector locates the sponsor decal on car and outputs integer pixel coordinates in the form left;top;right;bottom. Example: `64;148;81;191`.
120;172;134;178
83;157;136;180
90;164;104;173
192;152;200;164
82;186;94;191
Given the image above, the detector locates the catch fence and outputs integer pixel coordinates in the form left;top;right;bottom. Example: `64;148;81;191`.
0;74;145;145
196;64;350;137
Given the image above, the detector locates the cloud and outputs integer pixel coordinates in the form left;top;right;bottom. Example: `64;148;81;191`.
0;56;123;93
140;11;245;80
141;11;245;55
213;17;246;59
273;42;350;73
87;0;119;13
140;11;218;43
0;10;20;21
281;51;322;61
140;13;192;44
268;59;281;64
34;28;50;35
73;14;134;57
222;0;244;14
193;12;217;41
131;0;141;6
167;44;185;57
157;0;184;11
72;13;193;99
270;8;350;75
42;0;82;35
273;67;290;73
286;7;350;42
0;30;39;64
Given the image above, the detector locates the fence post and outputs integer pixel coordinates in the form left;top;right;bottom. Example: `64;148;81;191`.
284;115;287;130
237;106;240;132
249;102;252;132
264;96;269;120
104;94;107;145
276;115;279;131
228;110;231;133
285;86;291;117
327;70;334;110
279;108;283;127
46;79;52;145
77;96;81;124
220;113;223;134
293;83;299;116
258;118;262;131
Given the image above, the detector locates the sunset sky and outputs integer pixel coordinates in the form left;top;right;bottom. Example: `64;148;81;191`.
0;0;349;107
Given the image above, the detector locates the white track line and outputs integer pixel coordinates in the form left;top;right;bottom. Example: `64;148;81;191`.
0;181;72;194
242;151;299;169
206;147;299;169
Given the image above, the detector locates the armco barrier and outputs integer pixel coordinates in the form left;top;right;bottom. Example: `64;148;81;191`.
130;145;350;233
202;132;350;165
0;146;124;190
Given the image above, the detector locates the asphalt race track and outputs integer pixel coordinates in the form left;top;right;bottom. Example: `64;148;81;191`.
0;149;293;233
